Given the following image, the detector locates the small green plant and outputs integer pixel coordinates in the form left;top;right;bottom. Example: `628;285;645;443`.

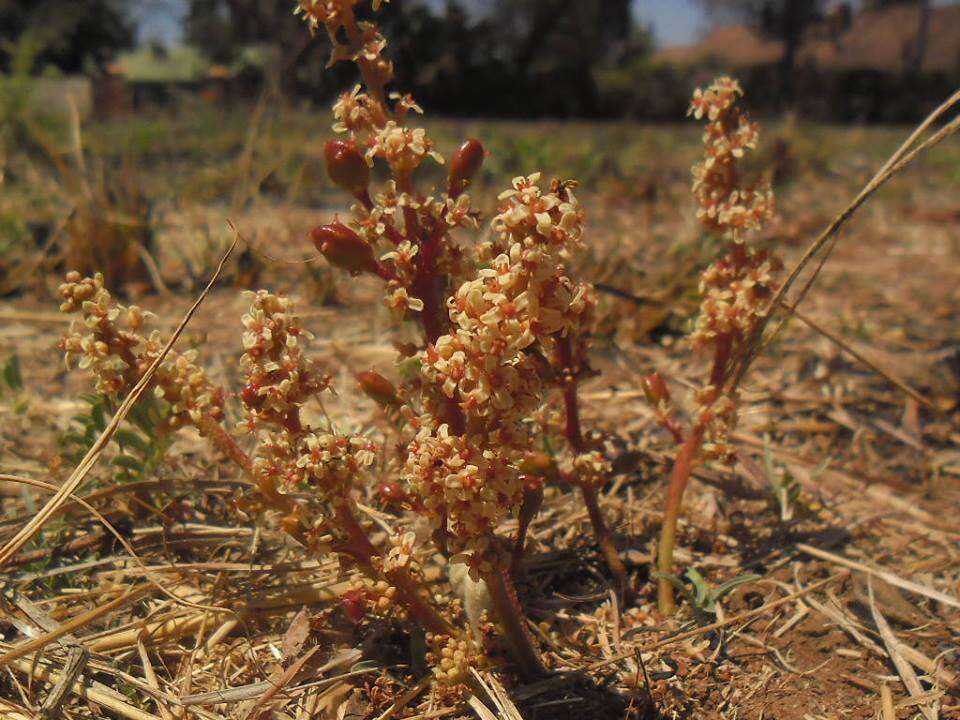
764;439;801;521
0;353;27;414
763;437;831;522
59;393;173;485
1;353;23;394
653;568;759;623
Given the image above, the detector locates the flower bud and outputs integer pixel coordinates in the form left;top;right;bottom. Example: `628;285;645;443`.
324;140;370;196
358;370;400;408
641;372;670;406
518;451;557;479
341;589;367;623
240;382;263;410
448;138;484;197
378;481;408;505
310;222;379;275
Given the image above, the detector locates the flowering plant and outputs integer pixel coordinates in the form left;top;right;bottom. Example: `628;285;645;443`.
57;0;631;687
648;78;780;613
57;0;778;695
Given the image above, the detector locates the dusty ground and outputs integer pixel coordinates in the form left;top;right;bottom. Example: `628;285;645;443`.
0;115;958;719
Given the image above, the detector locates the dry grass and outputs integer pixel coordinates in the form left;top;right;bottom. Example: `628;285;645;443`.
0;108;958;719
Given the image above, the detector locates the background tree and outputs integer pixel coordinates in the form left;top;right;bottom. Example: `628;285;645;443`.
697;0;826;107
482;0;633;115
0;0;134;74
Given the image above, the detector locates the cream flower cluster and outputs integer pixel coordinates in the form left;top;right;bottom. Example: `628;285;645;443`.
239;290;331;433
691;247;780;351
289;430;377;497
332;84;380;135
139;333;226;428
58;272;224;428
689;78;774;237
428;632;487;685
367;121;443;178
570;450;612;490
687;79;782;461
58;272;139;395
403;423;520;572
295;0;388;35
406;175;598;569
424;175;594;418
238;291;377;498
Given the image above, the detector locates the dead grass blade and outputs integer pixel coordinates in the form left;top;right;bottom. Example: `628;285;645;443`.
797;543;960;610
0;584;152;667
241;646;319;719
783;303;936;411
7;657;164;720
0;233;240;569
469;670;525;720
730;88;960;392
372;676;431;720
880;683;895;720
589;571;848;671
40;644;88;720
868;578;938;720
1;471;233;614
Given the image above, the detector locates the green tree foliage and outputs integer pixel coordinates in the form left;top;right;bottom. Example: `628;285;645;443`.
0;0;134;74
184;0;639;116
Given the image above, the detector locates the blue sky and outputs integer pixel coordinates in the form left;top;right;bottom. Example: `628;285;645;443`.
134;1;957;49
635;0;705;45
134;0;709;47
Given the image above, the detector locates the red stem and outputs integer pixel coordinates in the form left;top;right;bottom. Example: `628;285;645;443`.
481;561;547;680
333;501;451;635
656;424;705;614
556;336;627;595
196;412;253;476
657;333;732;614
511;478;543;573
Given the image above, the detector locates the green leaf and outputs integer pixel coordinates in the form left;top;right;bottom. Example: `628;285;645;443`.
684;567;711;608
115;430;150;454
112;455;144;471
2;353;22;390
91;402;108;432
712;573;761;602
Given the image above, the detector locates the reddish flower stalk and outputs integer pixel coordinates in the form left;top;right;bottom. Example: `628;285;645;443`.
556;335;628;596
481;560;547;680
196;412;253;475
654;78;779;614
511;474;544;572
332;500;452;635
656;426;704;614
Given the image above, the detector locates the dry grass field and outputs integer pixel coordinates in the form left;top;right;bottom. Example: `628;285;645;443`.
0;106;959;719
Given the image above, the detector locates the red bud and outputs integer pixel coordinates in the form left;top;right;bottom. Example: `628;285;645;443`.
240;382;263;410
377;481;408;505
641;372;670;406
324;140;370;196
310;222;379;275
358;370;400;407
448;138;484;197
341;589;366;623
